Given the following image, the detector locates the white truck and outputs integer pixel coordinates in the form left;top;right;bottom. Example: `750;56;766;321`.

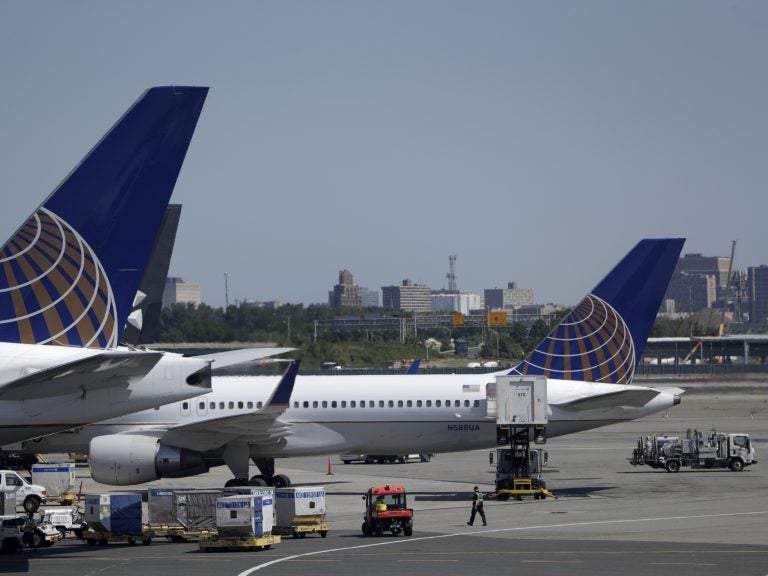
630;429;756;473
0;470;47;512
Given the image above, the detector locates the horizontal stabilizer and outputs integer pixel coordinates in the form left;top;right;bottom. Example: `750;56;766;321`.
0;351;163;401
195;347;296;370
553;388;660;411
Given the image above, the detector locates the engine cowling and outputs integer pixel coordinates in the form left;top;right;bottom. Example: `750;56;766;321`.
89;435;207;485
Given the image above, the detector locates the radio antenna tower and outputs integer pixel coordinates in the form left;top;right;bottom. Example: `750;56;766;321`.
446;255;458;292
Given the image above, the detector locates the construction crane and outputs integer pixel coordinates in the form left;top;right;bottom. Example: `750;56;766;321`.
719;240;737;335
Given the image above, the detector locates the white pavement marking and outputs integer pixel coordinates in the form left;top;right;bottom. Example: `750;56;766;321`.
237;510;768;575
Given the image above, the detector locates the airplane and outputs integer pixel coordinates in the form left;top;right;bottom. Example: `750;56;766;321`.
0;86;219;445
27;238;686;488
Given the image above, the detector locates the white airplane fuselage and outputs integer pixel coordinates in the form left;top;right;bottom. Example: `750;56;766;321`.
27;373;680;457
0;342;211;445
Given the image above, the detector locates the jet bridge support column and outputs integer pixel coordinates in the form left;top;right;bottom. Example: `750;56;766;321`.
491;377;548;493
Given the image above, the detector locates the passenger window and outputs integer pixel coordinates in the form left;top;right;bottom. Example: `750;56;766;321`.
369;401;375;408
416;400;422;407
247;401;253;409
238;401;244;409
257;401;263;409
331;401;337;408
198;402;205;410
351;401;356;408
210;402;215;410
341;401;347;408
219;402;225;409
313;401;318;408
388;400;394;408
473;400;480;408
436;400;441;407
182;402;189;410
426;400;432;407
228;402;234;409
406;400;412;407
303;401;309;408
322;401;328;408
464;400;470;407
454;400;460;407
379;400;384;408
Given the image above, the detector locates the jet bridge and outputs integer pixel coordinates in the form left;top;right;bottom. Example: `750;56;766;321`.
487;376;550;496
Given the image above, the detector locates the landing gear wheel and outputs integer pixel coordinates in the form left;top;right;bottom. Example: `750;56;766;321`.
273;474;291;488
249;475;269;486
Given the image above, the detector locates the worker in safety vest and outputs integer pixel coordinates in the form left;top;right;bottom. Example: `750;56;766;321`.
467;486;487;526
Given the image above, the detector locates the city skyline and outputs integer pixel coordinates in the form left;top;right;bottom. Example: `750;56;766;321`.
2;2;767;307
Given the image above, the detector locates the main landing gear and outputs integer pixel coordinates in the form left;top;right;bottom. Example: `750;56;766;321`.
224;458;292;488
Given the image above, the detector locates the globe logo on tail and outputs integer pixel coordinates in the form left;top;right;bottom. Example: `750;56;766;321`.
0;208;117;348
511;294;635;384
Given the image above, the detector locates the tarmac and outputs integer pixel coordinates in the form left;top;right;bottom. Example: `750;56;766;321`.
3;378;767;576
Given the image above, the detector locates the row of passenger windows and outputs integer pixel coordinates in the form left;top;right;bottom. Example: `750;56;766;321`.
292;399;481;409
181;398;481;411
182;400;265;411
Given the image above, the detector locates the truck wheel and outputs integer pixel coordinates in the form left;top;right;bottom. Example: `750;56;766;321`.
86;539;96;546
361;522;372;536
320;530;328;538
404;526;413;536
729;459;744;472
23;496;40;513
665;460;681;473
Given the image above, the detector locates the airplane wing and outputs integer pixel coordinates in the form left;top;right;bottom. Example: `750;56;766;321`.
187;348;296;370
0;351;163;401
166;360;299;438
552;388;660;411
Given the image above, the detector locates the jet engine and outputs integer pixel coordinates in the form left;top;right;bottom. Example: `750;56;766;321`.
89;435;208;485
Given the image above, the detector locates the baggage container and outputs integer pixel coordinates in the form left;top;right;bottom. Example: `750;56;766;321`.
84;493;142;534
174;490;221;531
0;492;16;515
148;487;192;526
215;495;273;538
31;463;76;498
275;486;326;527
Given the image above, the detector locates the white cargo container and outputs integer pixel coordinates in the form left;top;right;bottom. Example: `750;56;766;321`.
275;487;326;528
31;463;76;498
215;495;273;538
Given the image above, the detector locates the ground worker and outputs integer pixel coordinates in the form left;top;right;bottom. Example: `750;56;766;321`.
467;486;486;526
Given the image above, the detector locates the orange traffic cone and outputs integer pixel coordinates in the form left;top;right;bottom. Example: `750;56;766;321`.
327;456;334;475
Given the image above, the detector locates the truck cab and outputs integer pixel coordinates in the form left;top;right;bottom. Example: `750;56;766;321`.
0;470;47;513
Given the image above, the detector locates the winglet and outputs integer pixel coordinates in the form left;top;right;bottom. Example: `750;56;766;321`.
0;87;208;348
405;359;421;375
268;360;299;406
509;238;685;384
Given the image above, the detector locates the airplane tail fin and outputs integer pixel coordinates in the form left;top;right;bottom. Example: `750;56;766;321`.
509;238;684;384
0;87;208;348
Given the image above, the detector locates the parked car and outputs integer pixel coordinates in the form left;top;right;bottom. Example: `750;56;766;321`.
339;454;433;464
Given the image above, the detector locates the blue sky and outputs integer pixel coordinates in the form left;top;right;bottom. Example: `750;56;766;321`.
2;1;766;307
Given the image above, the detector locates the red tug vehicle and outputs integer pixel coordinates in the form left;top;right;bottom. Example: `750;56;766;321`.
361;485;413;537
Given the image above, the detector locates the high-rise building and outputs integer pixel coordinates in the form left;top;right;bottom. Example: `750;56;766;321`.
358;287;380;308
162;277;201;308
431;292;482;314
382;279;431;313
484;282;534;310
747;265;768;326
328;269;362;308
675;253;732;303
664;272;717;313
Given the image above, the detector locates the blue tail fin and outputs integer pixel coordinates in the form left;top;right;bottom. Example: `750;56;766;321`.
509;238;685;384
0;87;208;348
